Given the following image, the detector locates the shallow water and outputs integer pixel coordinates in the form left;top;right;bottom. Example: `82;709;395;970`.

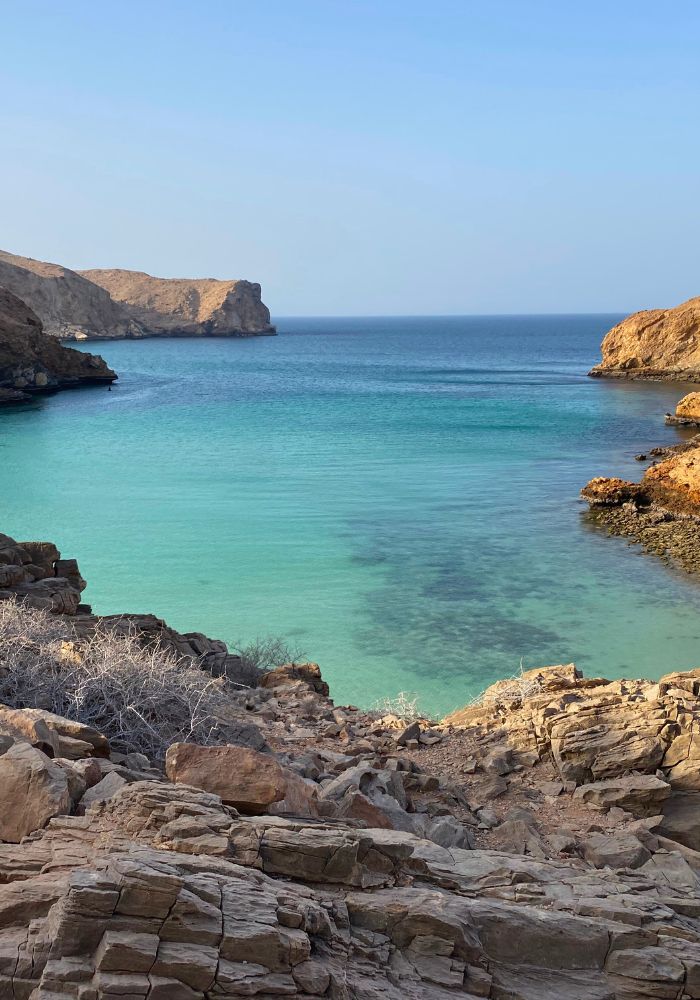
2;315;700;716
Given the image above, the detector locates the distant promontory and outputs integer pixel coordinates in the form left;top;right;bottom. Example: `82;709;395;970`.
0;249;275;341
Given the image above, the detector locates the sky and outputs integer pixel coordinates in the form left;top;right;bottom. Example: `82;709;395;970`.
1;1;699;316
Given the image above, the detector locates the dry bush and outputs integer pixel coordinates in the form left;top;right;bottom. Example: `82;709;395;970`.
469;658;544;708
0;600;233;759
371;690;433;723
232;634;306;673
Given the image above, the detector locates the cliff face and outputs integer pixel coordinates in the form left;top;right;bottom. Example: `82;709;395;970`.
0;250;276;340
0;286;116;402
0;250;138;341
80;267;276;337
590;296;700;378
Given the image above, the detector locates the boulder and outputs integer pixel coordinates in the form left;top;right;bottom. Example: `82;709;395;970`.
0;742;71;841
582;832;652;870
659;791;700;852
0;706;109;759
165;743;288;813
573;774;671;817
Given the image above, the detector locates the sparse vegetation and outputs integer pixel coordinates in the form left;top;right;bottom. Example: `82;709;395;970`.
0;600;233;759
371;690;433;723
232;634;306;673
469;658;544;708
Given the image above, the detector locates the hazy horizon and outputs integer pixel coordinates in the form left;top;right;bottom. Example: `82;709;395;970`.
2;1;699;317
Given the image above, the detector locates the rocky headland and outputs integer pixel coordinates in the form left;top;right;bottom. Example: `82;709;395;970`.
80;268;276;338
590;296;700;380
2;530;700;997
0;249;275;341
0;286;116;405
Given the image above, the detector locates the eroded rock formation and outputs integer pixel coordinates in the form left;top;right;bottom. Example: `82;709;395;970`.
0;287;115;403
590;295;700;379
80;268;276;338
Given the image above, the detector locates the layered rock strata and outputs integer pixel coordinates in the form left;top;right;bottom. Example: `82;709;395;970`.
0;287;115;403
590;295;700;379
4;534;700;995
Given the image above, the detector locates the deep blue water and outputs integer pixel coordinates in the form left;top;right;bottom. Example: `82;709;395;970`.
2;315;700;716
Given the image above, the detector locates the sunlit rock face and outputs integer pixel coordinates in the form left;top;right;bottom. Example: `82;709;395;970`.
590;295;700;378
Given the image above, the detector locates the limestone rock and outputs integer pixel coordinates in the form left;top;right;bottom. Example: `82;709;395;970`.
0;742;71;840
165;743;288;813
590;295;700;379
79;267;276;338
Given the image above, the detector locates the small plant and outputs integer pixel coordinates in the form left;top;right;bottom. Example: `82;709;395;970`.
469;657;544;708
371;690;433;723
232;635;307;673
0;600;240;760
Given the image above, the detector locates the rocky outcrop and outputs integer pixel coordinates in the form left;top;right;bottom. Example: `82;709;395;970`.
666;391;700;426
0;248;275;341
581;437;700;574
0;249;138;340
0;287;115;403
590;295;700;378
0;533;88;612
80;267;276;337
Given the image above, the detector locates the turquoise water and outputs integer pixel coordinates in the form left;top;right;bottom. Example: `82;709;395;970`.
2;315;700;717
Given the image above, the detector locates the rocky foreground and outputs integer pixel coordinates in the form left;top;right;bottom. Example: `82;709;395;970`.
0;250;274;341
3;533;700;997
590;295;700;379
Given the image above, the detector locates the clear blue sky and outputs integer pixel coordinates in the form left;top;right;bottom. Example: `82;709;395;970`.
2;1;699;316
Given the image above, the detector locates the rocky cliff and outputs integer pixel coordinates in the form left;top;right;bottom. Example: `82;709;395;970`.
2;531;700;997
80;267;276;337
590;296;700;379
0;250;138;341
0;249;275;340
0;287;115;404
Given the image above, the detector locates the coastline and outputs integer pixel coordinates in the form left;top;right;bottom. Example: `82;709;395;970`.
3;529;700;996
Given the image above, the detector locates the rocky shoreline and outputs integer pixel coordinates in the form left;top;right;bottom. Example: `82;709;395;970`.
0;286;116;405
581;390;700;576
2;530;700;997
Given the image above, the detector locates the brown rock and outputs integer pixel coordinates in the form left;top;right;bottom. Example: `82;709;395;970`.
0;285;115;395
0;742;71;841
165;743;287;813
79;267;275;338
590;295;700;379
573;774;671;818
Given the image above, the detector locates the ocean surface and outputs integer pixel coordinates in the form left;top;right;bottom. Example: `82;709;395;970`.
3;316;700;717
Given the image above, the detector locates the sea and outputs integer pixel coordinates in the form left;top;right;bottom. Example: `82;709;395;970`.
2;315;700;718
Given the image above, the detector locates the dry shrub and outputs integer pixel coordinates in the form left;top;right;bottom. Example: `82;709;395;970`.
0;600;232;759
232;635;306;673
371;691;433;724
